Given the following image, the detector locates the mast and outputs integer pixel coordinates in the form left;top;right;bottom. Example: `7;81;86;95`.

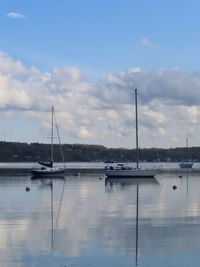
135;89;139;168
51;106;54;165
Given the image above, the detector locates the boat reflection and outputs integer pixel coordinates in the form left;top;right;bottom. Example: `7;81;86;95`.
31;176;66;251
105;177;158;189
105;177;158;266
31;175;65;180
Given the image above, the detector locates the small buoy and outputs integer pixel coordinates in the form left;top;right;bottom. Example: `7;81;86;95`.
173;185;177;190
99;177;103;180
26;187;30;192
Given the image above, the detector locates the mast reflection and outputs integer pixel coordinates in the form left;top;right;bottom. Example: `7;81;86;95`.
31;176;65;251
105;177;158;266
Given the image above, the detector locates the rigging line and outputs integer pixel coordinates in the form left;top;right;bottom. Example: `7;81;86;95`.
53;109;66;168
54;179;66;240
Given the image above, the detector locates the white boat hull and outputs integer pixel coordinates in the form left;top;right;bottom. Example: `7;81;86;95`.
105;168;156;178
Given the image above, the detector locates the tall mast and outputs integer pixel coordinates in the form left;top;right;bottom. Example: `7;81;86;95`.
135;89;139;168
51;106;54;164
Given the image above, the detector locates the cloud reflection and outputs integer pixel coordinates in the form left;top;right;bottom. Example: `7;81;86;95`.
0;174;200;266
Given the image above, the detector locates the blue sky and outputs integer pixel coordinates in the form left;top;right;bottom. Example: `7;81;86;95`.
0;0;200;148
2;0;200;74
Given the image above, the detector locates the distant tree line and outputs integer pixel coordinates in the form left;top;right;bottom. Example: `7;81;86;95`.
0;141;199;162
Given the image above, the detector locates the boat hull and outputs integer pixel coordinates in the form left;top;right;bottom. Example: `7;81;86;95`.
105;169;156;178
179;162;193;169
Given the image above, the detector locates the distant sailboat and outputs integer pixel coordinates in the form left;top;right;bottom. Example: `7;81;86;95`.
105;89;156;178
31;106;65;177
179;138;193;169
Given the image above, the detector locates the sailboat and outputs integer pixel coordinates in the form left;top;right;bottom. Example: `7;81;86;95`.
105;89;156;178
179;138;193;169
31;106;65;177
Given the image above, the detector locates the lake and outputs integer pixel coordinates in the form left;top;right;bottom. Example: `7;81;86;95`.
0;168;200;267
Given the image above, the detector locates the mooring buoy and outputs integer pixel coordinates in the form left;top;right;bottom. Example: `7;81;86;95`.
173;185;177;190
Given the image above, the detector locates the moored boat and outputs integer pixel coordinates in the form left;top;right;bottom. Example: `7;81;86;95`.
179;162;193;169
31;106;65;178
179;138;193;169
105;89;156;178
105;165;156;178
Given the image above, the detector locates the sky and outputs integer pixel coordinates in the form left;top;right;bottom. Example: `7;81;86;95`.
0;0;200;148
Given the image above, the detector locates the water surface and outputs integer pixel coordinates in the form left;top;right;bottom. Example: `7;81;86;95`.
0;170;200;266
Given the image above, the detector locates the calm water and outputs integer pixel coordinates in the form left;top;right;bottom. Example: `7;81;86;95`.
1;170;200;266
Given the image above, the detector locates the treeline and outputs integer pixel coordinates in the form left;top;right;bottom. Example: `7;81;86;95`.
0;141;199;162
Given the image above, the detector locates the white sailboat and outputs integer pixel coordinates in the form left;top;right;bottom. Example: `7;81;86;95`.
179;138;193;169
31;106;65;177
105;89;156;178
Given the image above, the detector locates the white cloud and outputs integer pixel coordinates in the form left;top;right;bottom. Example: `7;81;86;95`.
158;128;167;136
6;11;26;19
79;127;94;138
140;37;160;48
1;52;200;148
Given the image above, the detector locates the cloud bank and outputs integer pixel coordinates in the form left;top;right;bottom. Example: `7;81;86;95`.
0;52;200;148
